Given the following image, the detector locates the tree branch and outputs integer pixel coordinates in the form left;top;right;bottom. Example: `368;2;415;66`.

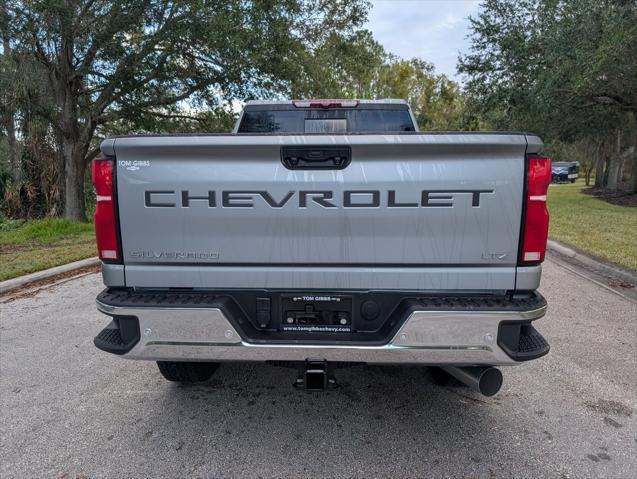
30;31;55;71
133;83;206;109
141;110;205;121
85;146;101;163
590;94;635;112
89;4;180;118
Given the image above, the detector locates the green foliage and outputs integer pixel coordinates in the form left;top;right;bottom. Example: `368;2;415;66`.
6;0;369;126
1;0;477;224
100;106;238;136
0;137;10;199
0;115;62;219
291;29;385;98
459;0;637;141
293;34;472;131
375;58;479;131
0;216;25;231
548;181;637;271
0;218;93;245
459;0;637;192
3;0;371;220
0;218;96;281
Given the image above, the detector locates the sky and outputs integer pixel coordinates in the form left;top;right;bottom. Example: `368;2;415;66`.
365;0;482;83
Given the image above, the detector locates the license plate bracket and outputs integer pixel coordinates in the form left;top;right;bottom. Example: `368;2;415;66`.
281;294;353;333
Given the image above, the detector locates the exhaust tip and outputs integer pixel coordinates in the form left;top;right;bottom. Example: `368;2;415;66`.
478;367;503;397
441;366;504;397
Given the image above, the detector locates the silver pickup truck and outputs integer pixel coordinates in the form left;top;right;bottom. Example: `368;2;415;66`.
92;99;551;396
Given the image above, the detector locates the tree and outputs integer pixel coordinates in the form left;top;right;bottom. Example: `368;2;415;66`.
293;40;473;131
291;29;385;99
3;0;369;221
375;58;476;131
459;0;637;191
0;1;19;181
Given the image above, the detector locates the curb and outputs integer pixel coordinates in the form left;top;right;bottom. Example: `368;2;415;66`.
0;257;100;295
546;240;637;285
546;240;576;258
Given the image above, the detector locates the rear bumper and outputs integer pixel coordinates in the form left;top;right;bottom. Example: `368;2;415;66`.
95;290;549;366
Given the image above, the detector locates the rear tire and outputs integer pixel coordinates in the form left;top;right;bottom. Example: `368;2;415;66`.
157;361;219;382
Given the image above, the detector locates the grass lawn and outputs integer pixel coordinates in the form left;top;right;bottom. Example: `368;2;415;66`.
548;180;637;272
0;218;96;282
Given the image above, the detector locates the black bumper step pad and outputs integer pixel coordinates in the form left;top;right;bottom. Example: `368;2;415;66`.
518;326;550;355
498;322;550;361
96;327;124;347
417;292;545;312
97;289;220;308
94;317;140;355
98;289;546;313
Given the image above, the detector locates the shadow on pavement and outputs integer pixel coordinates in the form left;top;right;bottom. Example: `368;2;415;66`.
115;362;516;475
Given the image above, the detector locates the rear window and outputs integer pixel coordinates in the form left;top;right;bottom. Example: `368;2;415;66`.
238;108;415;133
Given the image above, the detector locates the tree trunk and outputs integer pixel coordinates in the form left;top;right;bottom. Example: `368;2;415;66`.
62;138;87;222
595;154;605;188
48;130;66;217
628;116;637;194
1;10;20;180
607;155;621;192
629;153;637;194
615;156;625;188
605;128;622;191
5;110;19;180
603;156;611;188
608;147;635;193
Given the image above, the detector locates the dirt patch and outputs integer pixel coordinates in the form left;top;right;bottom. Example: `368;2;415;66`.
0;265;100;303
584;399;633;417
0;244;30;253
0;239;82;254
582;188;637;207
607;279;635;289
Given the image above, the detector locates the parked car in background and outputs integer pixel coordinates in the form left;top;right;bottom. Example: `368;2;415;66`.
552;161;579;183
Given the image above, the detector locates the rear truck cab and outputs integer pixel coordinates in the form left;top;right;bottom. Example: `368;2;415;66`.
92;99;551;396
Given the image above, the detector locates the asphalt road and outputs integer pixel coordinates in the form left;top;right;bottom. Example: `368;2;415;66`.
1;259;636;479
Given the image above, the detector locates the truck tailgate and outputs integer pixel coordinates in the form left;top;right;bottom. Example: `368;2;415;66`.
106;134;531;290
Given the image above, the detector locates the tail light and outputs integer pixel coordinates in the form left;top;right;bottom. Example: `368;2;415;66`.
293;99;359;108
91;158;121;262
520;156;552;264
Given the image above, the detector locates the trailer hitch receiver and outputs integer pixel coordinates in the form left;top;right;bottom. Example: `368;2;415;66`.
294;360;338;391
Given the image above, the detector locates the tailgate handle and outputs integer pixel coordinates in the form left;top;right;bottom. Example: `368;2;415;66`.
281;146;351;170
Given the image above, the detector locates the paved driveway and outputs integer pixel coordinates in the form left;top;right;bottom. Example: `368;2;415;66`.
1;259;636;478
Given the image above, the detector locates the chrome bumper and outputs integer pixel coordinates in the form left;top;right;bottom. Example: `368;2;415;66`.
96;300;547;366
